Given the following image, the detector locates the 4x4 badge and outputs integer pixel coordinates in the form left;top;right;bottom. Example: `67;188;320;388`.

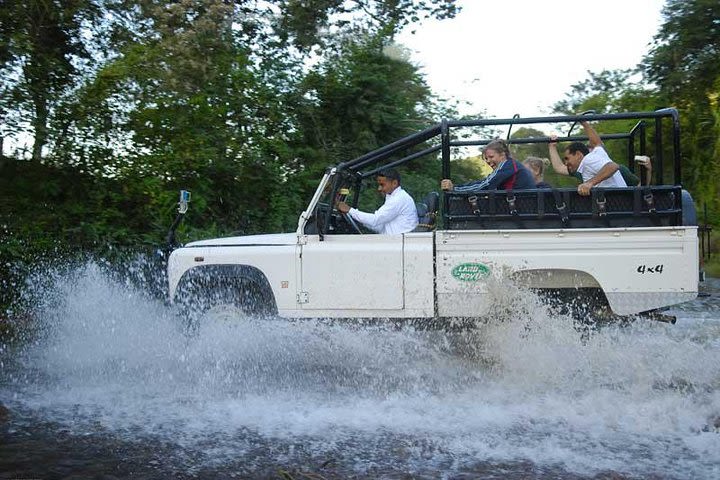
451;262;490;282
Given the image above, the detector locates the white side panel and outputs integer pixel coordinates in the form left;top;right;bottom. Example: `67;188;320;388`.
168;245;298;311
205;246;298;310
435;227;698;316
300;234;404;310
167;247;207;300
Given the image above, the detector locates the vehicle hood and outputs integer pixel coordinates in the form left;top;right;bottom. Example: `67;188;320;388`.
185;232;298;247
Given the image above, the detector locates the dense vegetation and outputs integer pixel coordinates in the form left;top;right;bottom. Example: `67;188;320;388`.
1;0;719;314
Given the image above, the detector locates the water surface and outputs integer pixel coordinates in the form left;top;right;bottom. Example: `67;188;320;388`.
1;264;719;479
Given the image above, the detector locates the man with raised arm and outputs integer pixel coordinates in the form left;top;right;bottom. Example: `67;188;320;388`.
547;120;626;196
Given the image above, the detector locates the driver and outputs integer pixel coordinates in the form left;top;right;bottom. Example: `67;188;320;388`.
336;168;418;234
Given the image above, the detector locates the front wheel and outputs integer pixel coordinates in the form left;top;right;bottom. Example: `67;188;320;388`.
176;277;273;332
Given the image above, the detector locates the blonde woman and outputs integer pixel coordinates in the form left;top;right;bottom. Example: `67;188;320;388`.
523;156;552;188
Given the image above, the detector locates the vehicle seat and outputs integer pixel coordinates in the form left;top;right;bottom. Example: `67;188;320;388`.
413;191;439;232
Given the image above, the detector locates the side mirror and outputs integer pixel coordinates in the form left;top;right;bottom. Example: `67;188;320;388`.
166;190;191;250
179;190;191;214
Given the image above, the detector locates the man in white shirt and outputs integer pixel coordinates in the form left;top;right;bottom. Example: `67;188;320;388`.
548;120;627;196
336;168;418;234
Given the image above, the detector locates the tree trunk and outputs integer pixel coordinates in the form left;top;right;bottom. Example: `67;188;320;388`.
30;86;48;162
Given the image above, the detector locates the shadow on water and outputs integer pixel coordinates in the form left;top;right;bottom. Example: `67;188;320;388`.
1;262;719;479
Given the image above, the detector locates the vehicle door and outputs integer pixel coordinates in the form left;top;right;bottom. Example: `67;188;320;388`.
299;233;405;310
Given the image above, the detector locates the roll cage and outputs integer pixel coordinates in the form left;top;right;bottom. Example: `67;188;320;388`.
309;109;691;236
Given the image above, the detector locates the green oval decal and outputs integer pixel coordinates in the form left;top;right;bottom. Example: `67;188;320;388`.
451;262;491;282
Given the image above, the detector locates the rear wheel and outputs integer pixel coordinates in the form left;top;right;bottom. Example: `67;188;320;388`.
534;288;622;323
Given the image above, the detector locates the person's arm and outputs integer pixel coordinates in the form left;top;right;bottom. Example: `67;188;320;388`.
577;162;620;196
452;161;514;193
548;134;569;175
346;195;400;232
581;120;602;149
641;157;653;185
336;201;381;232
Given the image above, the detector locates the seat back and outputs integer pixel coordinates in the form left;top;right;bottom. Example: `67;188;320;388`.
444;186;683;230
414;191;440;232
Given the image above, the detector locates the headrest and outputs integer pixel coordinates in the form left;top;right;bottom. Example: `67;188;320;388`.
423;191;439;212
416;202;428;217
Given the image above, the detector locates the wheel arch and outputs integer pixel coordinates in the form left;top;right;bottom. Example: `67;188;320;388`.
173;264;278;315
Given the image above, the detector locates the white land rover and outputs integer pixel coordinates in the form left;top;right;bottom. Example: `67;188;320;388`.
167;110;701;323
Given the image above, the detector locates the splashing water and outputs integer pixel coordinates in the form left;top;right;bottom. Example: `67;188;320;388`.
2;262;719;478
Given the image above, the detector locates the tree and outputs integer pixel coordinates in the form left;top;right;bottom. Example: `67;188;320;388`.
0;0;104;161
275;0;460;50
553;69;658;115
289;31;453;211
3;0;461;241
644;0;720;101
642;0;720;221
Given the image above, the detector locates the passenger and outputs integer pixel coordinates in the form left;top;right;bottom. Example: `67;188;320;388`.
336;168;418;234
547;120;626;196
549;141;653;186
523;156;552;188
440;139;536;193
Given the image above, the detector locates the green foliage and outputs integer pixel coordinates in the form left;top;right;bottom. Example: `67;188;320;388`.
552;60;719;221
289;31;451;214
0;0;460;315
294;33;432;160
644;0;720;100
0;160;155;245
508;127;546;159
275;0;460;50
0;0;104;160
0;158;153;315
642;0;720;223
704;228;720;278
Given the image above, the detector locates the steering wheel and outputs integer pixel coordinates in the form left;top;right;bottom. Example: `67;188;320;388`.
315;202;363;235
341;212;363;234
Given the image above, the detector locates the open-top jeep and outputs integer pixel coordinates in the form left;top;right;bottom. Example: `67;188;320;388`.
167;109;701;323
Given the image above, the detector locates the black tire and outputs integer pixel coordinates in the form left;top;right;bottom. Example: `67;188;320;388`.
534;287;621;323
176;276;273;331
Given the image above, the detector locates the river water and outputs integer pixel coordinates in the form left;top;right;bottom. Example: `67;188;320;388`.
1;263;719;479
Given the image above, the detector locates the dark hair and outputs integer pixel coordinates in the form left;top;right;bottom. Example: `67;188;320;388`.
483;138;511;158
566;141;589;156
377;168;401;184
